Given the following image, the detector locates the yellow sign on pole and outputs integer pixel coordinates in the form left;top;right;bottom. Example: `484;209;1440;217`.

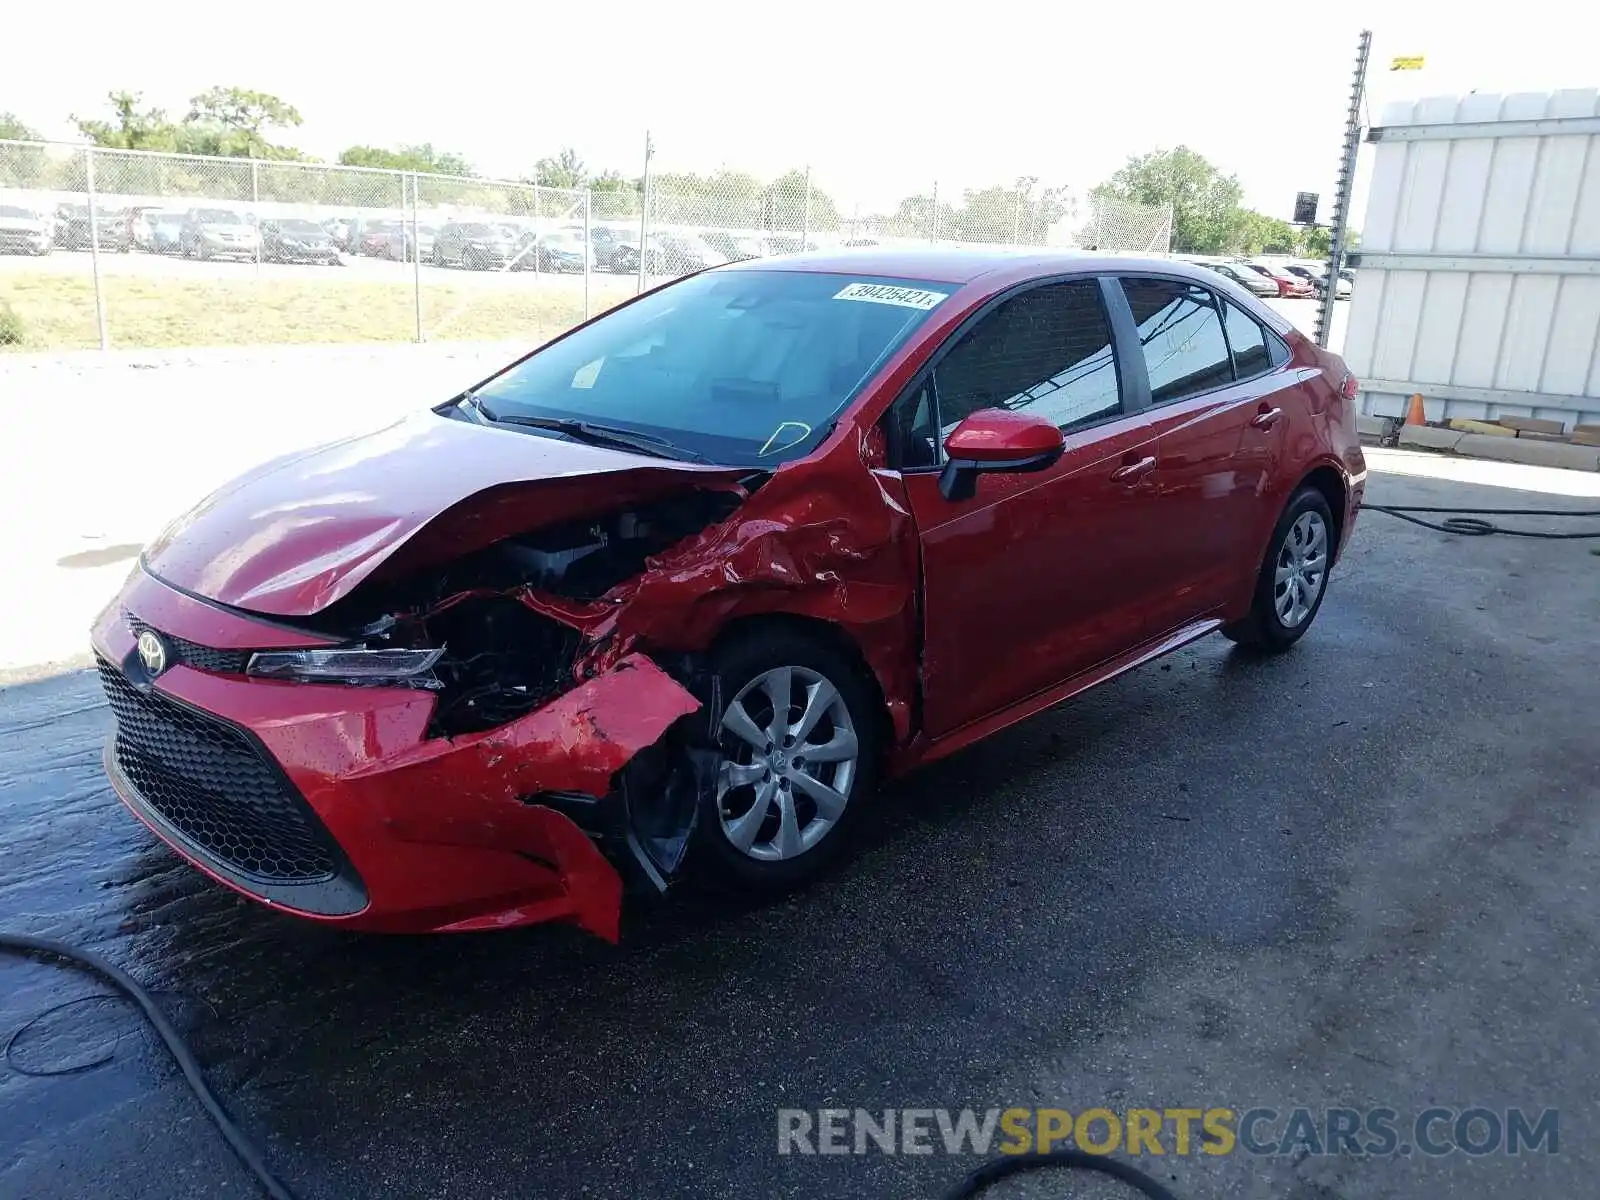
1390;55;1425;71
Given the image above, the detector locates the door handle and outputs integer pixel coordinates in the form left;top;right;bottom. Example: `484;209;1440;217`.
1250;406;1284;430
1110;455;1157;484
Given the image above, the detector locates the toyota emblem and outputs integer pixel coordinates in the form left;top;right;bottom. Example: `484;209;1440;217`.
136;630;168;677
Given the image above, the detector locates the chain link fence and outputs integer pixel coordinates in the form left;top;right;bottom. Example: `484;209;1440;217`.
0;139;1171;352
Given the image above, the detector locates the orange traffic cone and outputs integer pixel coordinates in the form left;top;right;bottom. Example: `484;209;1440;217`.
1404;393;1427;426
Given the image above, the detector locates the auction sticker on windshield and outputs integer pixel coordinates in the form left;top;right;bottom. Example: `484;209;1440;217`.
833;282;949;310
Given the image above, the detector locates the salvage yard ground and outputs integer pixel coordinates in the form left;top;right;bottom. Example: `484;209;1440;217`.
1;448;1597;1200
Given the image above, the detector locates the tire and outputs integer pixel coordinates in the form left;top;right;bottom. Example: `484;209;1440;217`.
690;625;880;894
1222;485;1336;653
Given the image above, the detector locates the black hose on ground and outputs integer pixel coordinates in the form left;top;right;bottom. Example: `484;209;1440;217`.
1364;504;1600;539
0;932;297;1200
940;1148;1184;1199
3;928;1190;1200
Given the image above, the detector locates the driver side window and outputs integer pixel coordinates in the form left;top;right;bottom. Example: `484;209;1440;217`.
932;280;1122;437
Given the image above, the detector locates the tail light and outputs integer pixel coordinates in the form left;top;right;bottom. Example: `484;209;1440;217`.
1340;373;1360;401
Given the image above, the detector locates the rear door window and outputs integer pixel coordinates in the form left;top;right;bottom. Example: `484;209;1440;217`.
1221;301;1272;379
933;280;1122;436
1119;279;1234;404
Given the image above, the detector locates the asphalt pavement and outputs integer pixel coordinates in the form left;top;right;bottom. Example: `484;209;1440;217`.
1;451;1597;1200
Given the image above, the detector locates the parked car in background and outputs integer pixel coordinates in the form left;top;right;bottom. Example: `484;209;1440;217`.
355;221;400;256
149;212;187;255
763;235;818;255
1203;260;1279;297
261;217;342;265
90;250;1364;939
611;233;722;276
1313;269;1355;300
180;208;259;261
0;203;53;255
1281;263;1322;287
380;222;438;262
433;220;520;270
323;216;359;252
589;225;633;272
126;206;166;251
1245;262;1312;299
699;230;764;262
538;231;588;272
54;204;131;252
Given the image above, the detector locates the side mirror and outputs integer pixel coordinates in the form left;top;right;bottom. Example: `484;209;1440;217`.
938;409;1065;502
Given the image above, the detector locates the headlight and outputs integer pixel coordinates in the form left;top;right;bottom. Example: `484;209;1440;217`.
246;646;446;687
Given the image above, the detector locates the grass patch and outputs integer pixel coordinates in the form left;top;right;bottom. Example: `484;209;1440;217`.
0;270;640;351
0;300;24;346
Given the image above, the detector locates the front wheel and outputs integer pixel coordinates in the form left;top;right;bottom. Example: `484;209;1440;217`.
692;627;880;894
1222;486;1335;653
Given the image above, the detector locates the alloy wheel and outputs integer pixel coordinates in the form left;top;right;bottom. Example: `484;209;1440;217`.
716;666;859;862
1274;510;1329;628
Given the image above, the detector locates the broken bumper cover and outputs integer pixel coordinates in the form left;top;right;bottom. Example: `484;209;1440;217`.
91;570;701;941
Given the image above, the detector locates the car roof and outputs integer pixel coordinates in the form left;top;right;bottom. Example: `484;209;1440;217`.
718;247;1223;288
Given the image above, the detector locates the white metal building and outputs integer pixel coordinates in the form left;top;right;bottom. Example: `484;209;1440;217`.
1342;89;1600;430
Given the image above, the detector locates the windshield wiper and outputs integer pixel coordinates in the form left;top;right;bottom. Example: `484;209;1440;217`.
462;392;710;463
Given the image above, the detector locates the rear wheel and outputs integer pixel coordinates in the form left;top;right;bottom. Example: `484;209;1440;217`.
1222;486;1335;653
692;627;880;893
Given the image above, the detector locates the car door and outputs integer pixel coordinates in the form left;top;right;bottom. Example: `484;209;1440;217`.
1109;276;1289;620
895;276;1175;740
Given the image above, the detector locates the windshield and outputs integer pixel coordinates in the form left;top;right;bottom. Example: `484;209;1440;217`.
470;270;953;466
0;205;39;219
278;219;322;233
197;209;242;224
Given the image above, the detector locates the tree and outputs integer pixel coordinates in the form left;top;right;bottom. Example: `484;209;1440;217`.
1231;209;1300;256
530;147;587;189
1303;225;1360;260
72;91;181;151
0;112;40;141
891;191;959;239
183;87;303;158
761;169;839;233
339;143;474;176
1092;146;1243;254
953;177;1073;244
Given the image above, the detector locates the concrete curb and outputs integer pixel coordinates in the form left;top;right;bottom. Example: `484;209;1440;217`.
1362;419;1600;472
1455;432;1600;472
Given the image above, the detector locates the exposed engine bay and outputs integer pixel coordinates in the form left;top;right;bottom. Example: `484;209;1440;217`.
302;489;744;738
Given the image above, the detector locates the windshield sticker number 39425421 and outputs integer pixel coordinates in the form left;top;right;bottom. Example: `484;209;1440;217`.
833;282;949;310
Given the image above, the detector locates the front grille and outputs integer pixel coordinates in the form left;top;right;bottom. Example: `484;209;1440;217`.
97;655;339;883
125;614;249;674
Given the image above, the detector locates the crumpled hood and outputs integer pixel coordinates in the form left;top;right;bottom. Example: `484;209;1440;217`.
142;410;747;617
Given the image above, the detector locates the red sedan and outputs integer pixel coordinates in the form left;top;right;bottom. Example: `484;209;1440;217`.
1245;261;1313;298
92;250;1365;941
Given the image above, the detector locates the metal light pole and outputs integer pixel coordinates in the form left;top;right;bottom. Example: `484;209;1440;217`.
801;165;811;249
409;173;423;342
636;130;653;294
1317;29;1372;348
251;157;261;276
84;147;108;350
582;188;592;321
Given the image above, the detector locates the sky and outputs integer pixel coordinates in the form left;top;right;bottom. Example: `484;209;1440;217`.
7;0;1599;221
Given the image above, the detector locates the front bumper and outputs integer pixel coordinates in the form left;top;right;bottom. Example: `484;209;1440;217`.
92;569;700;939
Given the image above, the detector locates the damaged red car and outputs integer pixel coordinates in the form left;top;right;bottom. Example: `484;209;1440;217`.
92;251;1366;941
